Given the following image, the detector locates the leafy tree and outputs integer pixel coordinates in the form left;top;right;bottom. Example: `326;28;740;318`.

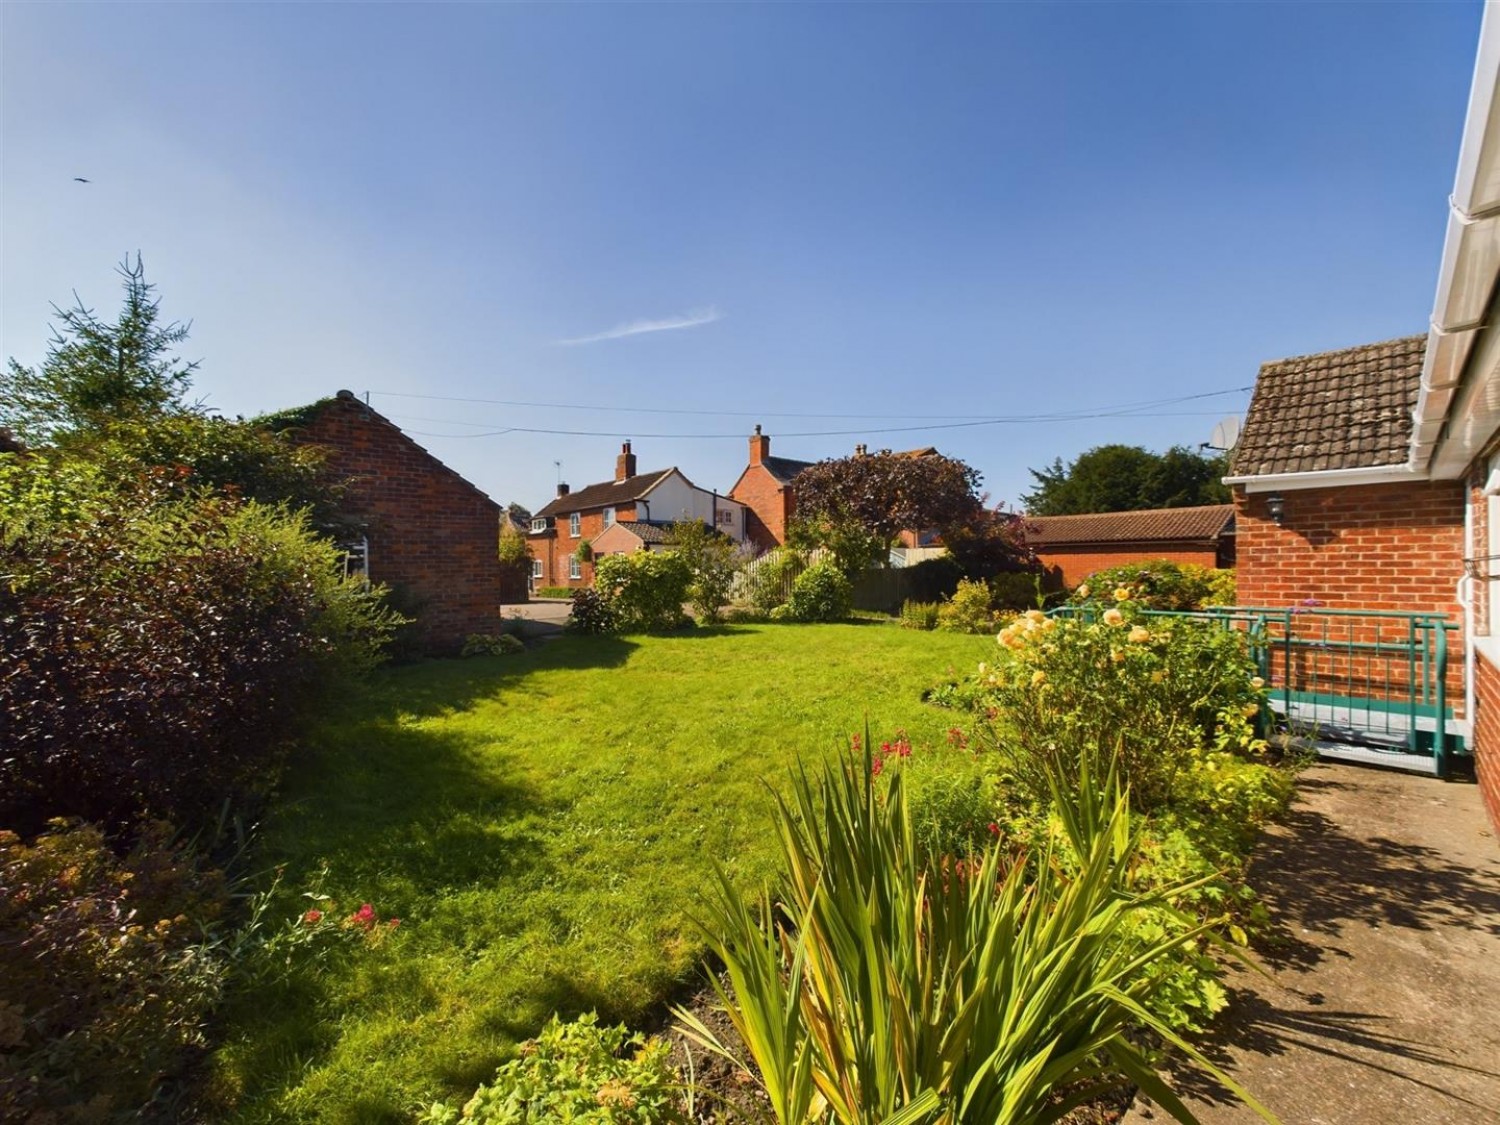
941;502;1036;580
792;450;982;571
666;519;743;622
2;255;199;447
1022;444;1229;515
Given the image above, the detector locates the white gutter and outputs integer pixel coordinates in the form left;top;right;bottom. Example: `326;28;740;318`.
1410;2;1500;475
1222;464;1427;494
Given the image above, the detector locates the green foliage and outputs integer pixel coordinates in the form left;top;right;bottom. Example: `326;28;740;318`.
90;411;348;532
666;520;744;622
462;633;526;657
785;560;853;622
980;601;1266;811
0;454;400;833
899;599;941;630
537;586;577;599
956;607;1258;813
1023;444;1229;516
498;523;532;567
936;578;999;634
593;551;694;632
989;570;1053;612
0;819;229;1122
566;588;621;634
786;516;885;578
887;731;998;861
2;255;199;448
576;538;595;563
677;750;1275;1125
1069;561;1235;611
742;547;806;615
420;1013;685;1125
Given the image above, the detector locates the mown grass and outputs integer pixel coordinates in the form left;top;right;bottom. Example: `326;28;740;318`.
211;623;990;1123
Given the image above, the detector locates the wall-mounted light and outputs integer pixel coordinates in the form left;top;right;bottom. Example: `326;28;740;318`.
1265;492;1285;526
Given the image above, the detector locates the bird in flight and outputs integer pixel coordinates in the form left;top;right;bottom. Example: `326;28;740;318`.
73;177;90;183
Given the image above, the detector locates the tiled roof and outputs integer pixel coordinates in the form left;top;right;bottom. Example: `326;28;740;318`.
761;455;815;485
534;468;675;518
618;521;676;545
1231;335;1425;477
1024;504;1235;547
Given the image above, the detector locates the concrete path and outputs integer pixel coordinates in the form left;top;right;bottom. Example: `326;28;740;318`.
1127;763;1500;1125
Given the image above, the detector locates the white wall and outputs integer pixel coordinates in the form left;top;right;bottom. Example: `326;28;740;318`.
641;471;747;542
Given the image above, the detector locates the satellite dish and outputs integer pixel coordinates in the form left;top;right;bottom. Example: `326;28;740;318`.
1207;415;1242;452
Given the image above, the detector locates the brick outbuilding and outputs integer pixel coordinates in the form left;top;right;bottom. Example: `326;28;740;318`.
1024;504;1235;589
267;390;508;653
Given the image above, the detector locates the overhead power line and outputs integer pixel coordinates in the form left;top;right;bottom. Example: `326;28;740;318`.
370;385;1250;423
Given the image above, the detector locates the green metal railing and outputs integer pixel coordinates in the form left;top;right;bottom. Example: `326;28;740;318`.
1047;604;1462;777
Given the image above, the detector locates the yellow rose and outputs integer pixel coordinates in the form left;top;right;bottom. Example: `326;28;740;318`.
1128;625;1151;644
1076;584;1090;599
1150;670;1165;683
1242;704;1260;718
1113;587;1131;602
1251;676;1265;690
1025;609;1046;624
1030;670;1047;686
1102;608;1125;627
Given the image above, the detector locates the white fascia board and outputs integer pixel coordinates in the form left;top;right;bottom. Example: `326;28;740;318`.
1223;465;1428;493
1413;5;1500;472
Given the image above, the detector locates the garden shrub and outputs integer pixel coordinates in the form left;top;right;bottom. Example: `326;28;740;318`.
935;577;998;633
679;750;1272;1125
593;551;693;632
1069;560;1234;611
901;554;963;603
667;520;744;623
741;547;805;615
785;560;853;622
535;586;576;600
420;1012;684;1125
977;596;1266;811
565;587;620;634
0;820;229;1123
898;599;940;630
875;728;999;861
0;456;400;834
988;569;1051;611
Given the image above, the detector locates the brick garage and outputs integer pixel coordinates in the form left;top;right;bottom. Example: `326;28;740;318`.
274;391;506;653
1023;505;1235;589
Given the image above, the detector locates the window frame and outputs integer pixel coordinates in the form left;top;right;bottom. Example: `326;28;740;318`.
569;555;582;580
531;559;544;579
569;512;581;538
603;506;616;528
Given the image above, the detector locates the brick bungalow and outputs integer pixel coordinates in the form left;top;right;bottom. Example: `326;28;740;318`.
1222;5;1500;828
268;390;508;653
529;442;747;590
1024;504;1235;588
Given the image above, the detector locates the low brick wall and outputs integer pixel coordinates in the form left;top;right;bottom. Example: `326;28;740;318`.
1034;546;1222;589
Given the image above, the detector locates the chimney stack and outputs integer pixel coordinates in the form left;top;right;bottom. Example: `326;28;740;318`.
616;441;637;482
556;482;570;498
855;443;868;456
749;424;770;467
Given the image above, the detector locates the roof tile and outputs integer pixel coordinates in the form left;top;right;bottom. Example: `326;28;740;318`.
1231;335;1425;477
1025;504;1235;546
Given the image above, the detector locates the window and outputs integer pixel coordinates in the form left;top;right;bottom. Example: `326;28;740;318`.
532;559;544;579
569;556;582;580
339;536;369;584
569;512;581;537
531;517;547;533
603;507;615;528
716;509;735;526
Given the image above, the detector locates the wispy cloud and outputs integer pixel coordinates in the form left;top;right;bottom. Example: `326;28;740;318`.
555;306;721;346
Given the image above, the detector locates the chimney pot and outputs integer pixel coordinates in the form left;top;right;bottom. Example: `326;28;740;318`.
557;482;570;497
616;441;637;482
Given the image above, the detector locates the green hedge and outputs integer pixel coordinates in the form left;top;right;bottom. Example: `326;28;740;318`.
535;585;577;599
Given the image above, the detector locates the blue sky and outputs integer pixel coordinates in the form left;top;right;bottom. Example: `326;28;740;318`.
1;2;1483;512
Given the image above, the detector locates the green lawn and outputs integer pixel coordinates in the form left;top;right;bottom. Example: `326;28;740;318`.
212;623;990;1123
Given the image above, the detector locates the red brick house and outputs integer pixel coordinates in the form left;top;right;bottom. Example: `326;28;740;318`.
529;442;747;590
1024;504;1235;588
728;426;948;555
269;390;508;653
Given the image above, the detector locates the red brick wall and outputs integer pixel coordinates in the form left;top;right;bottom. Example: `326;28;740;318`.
296;395;503;653
730;465;792;552
1475;653;1500;835
1034;545;1222;589
534;505;637;588
1234;481;1463;613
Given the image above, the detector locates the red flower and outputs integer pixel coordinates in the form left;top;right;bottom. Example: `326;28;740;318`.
302;909;324;926
987;822;1000;837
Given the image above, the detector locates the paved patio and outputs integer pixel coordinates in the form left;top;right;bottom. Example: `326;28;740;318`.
1127;763;1500;1124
